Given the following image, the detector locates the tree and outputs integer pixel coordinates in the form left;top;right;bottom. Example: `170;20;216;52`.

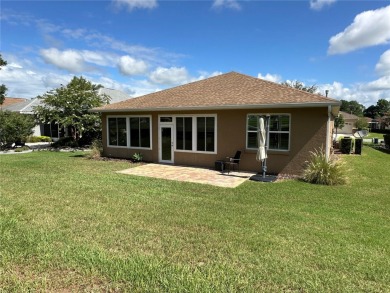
0;111;35;148
334;114;345;140
376;99;390;117
363;105;379;119
281;80;318;94
363;99;390;118
0;54;8;106
355;117;368;130
340;100;364;117
34;76;110;141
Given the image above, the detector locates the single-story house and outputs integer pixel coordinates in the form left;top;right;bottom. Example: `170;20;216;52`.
1;97;27;110
3;88;130;141
92;72;340;175
337;111;359;134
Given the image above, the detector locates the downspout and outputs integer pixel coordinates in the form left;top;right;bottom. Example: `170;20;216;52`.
326;105;331;161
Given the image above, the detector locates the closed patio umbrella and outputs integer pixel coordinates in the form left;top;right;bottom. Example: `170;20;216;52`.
256;117;267;163
250;115;276;182
256;117;267;178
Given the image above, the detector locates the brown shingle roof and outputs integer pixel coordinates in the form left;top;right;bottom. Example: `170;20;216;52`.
339;111;359;120
1;97;27;108
92;72;340;112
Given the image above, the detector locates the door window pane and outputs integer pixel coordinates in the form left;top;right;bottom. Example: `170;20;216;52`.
161;127;172;161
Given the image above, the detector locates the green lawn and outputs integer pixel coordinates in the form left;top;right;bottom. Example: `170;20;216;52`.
1;148;389;292
365;132;385;139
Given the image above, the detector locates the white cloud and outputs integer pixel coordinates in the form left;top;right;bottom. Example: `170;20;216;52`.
212;0;241;10
359;76;390;92
118;55;148;76
61;28;87;39
40;48;117;72
375;50;390;76
190;71;223;82
149;67;190;85
112;0;158;11
0;60;73;98
310;0;336;11
257;73;282;83
318;79;390;107
40;48;87;72
95;76;136;96
328;5;390;55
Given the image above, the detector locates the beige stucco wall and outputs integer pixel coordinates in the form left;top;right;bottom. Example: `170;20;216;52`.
102;107;329;175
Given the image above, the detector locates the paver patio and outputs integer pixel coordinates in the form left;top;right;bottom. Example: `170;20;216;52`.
117;163;256;188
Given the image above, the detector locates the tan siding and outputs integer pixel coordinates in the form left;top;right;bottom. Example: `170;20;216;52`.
102;107;329;175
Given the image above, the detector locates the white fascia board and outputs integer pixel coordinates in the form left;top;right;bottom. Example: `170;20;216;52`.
91;102;341;113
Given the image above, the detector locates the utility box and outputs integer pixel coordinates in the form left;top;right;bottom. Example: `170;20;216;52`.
340;137;352;154
355;138;362;155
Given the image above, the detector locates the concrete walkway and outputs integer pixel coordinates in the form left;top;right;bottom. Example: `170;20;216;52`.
117;163;255;188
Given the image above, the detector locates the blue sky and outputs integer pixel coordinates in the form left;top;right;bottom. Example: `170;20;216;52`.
1;0;389;107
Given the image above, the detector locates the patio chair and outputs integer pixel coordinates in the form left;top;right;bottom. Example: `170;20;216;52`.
224;151;241;174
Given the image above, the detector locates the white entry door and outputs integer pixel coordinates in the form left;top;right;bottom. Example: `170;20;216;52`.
159;125;174;163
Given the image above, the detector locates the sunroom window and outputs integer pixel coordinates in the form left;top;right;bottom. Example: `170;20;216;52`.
247;114;290;151
129;117;151;148
108;117;127;146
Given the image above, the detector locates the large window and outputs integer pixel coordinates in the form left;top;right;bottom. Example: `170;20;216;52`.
107;116;151;148
247;114;290;151
108;117;127;146
174;115;216;153
197;117;215;152
176;117;193;150
130;117;151;148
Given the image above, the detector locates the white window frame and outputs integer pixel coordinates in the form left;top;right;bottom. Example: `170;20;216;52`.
107;116;128;148
106;115;152;150
246;113;291;152
158;114;217;154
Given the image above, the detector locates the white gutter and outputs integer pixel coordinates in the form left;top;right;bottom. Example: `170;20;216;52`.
326;105;331;161
91;101;341;113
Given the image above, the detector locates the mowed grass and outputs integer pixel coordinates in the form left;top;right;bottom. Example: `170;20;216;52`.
365;132;385;139
0;148;389;292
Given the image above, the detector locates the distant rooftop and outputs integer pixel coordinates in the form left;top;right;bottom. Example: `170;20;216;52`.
3;88;130;114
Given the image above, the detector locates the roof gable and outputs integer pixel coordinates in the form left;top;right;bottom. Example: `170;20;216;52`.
1;97;27;108
92;72;340;112
339;111;359;120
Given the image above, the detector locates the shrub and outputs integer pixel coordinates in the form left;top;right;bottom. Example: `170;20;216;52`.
14;146;30;152
302;148;347;185
87;139;103;159
132;152;143;162
0;111;35;148
78;130;101;147
52;137;79;148
27;136;52;143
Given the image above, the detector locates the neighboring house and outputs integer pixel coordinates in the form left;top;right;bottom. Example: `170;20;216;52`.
338;111;359;134
1;97;27;110
92;72;340;175
365;117;379;131
3;88;130;141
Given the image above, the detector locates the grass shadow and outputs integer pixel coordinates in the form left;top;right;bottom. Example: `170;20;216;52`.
367;145;390;155
69;154;88;158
